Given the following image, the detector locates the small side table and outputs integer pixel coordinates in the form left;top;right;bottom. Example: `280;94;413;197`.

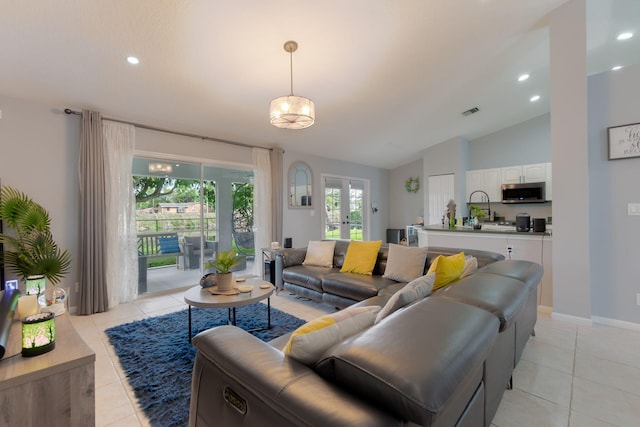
261;248;282;285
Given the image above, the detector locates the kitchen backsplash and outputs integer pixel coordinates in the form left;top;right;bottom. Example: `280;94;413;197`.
467;202;552;224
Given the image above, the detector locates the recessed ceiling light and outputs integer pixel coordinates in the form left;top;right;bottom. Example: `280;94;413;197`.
126;56;140;65
617;32;633;41
530;95;540;102
611;65;623;71
518;74;530;82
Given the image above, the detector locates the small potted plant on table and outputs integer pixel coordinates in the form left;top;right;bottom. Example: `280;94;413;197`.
204;250;241;291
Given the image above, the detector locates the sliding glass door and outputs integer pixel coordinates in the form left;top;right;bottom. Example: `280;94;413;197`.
132;158;254;294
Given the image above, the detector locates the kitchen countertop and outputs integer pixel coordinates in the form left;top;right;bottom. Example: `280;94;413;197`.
423;224;552;237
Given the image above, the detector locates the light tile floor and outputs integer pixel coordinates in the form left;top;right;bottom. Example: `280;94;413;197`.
70;292;640;427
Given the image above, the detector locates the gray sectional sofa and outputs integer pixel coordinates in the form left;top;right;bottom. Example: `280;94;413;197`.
274;241;505;309
189;242;543;427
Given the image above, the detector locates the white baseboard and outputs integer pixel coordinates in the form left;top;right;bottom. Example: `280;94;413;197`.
543;309;640;331
550;311;592;326
591;315;640;331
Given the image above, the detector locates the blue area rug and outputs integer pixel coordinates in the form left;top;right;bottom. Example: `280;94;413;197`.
105;303;305;427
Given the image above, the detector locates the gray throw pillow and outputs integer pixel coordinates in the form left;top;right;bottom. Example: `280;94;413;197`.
382;243;429;282
375;272;435;323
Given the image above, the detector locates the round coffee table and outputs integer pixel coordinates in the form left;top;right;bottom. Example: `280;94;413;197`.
184;277;274;342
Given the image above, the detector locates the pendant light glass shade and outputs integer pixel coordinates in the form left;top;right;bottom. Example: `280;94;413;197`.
270;40;315;129
270;95;315;129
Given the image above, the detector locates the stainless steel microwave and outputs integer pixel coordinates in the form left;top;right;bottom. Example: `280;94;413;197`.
501;182;546;203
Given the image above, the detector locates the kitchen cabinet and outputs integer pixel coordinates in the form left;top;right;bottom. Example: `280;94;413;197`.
425;229;553;308
467;162;552;203
501;163;547;184
466;168;501;203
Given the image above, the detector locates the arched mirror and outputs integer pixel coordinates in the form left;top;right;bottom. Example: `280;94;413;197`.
288;161;313;208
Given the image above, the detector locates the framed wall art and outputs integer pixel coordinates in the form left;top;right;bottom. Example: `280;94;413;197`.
608;122;640;160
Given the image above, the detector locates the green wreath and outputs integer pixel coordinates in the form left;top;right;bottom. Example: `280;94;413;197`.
404;176;420;193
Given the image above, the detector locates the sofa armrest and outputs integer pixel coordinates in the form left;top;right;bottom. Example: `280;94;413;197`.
190;326;401;427
274;248;307;289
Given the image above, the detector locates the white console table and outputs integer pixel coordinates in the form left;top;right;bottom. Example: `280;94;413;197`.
0;313;95;426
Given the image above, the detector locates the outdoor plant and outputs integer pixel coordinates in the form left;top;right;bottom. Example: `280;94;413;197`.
0;186;71;284
204;249;241;274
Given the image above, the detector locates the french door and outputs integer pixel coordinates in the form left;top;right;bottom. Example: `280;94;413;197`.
322;175;368;241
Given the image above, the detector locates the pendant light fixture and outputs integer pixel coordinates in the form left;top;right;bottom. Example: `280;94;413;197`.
270;41;315;129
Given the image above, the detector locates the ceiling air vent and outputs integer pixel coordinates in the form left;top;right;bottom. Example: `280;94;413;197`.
462;107;480;117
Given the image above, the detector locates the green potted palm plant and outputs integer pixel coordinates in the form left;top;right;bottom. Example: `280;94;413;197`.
0;186;72;303
204;249;241;291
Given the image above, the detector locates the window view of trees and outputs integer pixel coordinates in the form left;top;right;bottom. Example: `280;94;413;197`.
134;176;216;268
133;176;216;238
232;182;254;257
133;175;256;266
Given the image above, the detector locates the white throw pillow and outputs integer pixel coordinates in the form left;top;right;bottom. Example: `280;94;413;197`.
460;256;478;279
302;240;337;267
284;305;381;365
382;243;429;282
375;272;435;323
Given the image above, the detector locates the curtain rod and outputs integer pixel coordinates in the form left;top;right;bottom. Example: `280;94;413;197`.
63;108;272;151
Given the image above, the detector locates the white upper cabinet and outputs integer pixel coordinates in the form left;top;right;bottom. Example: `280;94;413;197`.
467;162;552;202
501;166;523;184
466;168;501;203
523;163;547;182
501;163;547;184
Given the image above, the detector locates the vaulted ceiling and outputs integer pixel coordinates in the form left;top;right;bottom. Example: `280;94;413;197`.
1;0;638;169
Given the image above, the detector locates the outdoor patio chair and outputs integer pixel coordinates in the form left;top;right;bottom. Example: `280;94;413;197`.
232;231;255;260
181;236;217;270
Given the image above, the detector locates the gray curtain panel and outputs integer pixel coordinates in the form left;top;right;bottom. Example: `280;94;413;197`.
270;147;284;244
78;110;109;314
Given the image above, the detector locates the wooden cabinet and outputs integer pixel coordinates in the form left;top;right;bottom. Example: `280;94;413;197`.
466;168;501;203
0;314;95;426
501;163;547;184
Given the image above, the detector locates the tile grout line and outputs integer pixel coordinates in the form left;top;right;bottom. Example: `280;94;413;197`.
566;323;579;426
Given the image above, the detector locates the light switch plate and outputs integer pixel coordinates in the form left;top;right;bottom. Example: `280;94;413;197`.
628;203;640;216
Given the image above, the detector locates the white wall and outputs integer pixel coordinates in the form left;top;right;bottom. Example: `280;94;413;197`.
0;95;81;305
421;137;470;224
388;157;423;228
282;150;389;247
588;63;640;324
469;113;551;169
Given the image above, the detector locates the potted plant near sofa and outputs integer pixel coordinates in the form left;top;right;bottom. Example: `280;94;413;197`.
204;250;241;291
0;186;71;307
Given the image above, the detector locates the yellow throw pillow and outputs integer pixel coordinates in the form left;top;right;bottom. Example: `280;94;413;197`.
427;252;466;290
340;240;382;275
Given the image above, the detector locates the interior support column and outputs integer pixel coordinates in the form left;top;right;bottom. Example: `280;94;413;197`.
549;0;591;319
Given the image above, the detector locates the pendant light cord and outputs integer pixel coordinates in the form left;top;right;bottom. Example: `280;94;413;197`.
289;49;294;96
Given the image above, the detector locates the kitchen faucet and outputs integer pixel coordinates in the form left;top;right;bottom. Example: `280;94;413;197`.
468;190;492;218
